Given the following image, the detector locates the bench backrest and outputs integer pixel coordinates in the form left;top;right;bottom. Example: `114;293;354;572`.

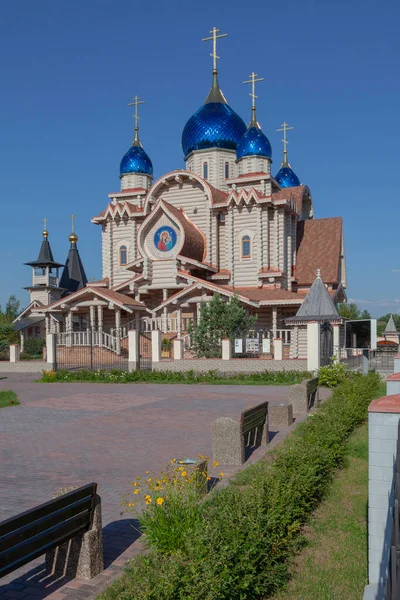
305;378;318;395
241;401;268;436
0;482;97;579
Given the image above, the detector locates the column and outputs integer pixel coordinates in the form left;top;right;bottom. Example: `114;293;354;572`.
333;324;340;359
274;338;283;361
272;306;277;340
67;311;73;346
115;309;121;354
97;305;103;346
173;338;183;360
45;314;50;335
20;330;25;353
221;338;231;360
306;322;320;372
273;207;279;267
287;230;292;291
162;307;168;333
177;309;182;338
46;333;57;369
9;345;20;363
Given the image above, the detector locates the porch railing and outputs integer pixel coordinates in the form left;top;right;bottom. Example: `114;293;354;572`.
56;331;120;354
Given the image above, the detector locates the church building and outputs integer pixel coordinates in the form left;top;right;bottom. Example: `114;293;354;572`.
17;28;347;357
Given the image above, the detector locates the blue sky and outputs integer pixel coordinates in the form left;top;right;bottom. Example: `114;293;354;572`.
0;0;399;316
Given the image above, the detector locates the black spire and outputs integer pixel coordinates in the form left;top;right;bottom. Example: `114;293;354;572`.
25;229;64;269
59;229;88;295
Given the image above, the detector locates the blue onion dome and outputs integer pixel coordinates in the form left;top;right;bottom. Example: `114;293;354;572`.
236;108;272;160
182;71;246;159
275;156;300;188
120;128;153;177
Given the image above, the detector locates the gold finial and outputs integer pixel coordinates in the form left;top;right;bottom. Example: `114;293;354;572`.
69;214;78;243
277;121;294;164
128;95;145;145
202;26;228;73
42;217;48;239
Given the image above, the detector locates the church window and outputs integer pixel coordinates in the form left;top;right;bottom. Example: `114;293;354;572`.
225;162;229;179
203;162;208;179
242;235;251;259
120;245;127;265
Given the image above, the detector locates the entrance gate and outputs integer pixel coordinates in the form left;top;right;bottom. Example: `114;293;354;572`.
138;331;152;370
55;331;129;371
320;322;334;366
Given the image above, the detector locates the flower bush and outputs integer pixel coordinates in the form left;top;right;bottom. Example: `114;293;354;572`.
122;457;218;555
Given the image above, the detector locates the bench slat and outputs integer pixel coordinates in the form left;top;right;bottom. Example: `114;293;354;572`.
0;510;91;577
0;483;96;540
0;496;93;554
242;414;267;434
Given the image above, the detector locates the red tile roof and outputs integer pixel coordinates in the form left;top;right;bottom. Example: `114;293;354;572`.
219;286;303;303
273;185;307;214
296;217;343;285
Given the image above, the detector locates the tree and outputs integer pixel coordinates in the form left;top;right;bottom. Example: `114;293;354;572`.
189;294;257;358
337;303;371;320
377;313;400;336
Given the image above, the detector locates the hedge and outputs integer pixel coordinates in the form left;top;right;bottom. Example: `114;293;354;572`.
99;372;381;600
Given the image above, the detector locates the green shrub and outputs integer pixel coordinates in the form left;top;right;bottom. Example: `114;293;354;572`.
318;356;349;388
38;368;312;386
23;337;45;356
99;372;381;600
161;338;172;351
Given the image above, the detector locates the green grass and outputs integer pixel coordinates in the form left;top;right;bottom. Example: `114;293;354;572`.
38;368;312;386
270;421;369;600
0;390;19;408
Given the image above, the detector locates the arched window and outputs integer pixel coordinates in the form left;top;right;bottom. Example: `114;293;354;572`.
203;162;208;179
225;162;229;179
241;235;251;259
120;245;127;265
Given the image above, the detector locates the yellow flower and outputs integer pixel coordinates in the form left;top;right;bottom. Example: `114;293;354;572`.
156;497;165;506
207;477;211;481
219;472;225;477
134;489;140;495
179;460;184;464
170;458;176;463
148;477;153;482
181;471;187;477
146;498;152;505
213;460;219;467
145;494;151;500
133;482;138;487
128;502;135;507
146;471;150;474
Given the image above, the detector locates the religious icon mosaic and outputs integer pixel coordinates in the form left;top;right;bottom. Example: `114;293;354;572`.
153;226;177;252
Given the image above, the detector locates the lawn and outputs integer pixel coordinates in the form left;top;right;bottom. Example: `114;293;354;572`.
270;421;369;600
0;390;19;408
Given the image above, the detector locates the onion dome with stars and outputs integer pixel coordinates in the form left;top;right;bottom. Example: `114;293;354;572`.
120;96;153;177
274;122;300;188
182;72;246;159
236;72;271;160
181;27;246;159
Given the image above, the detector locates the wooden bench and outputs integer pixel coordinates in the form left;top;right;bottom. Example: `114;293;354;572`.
0;482;103;580
212;401;269;465
288;377;319;413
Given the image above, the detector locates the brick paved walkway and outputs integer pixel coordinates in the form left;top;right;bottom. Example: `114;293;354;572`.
0;373;320;599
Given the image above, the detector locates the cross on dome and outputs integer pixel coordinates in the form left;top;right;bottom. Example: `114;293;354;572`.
202;26;228;73
128;95;146;145
243;72;264;110
277;121;294;162
42;217;48;239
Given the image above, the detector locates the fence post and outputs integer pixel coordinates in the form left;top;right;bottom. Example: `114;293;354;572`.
274;338;283;361
332;324;340;359
222;338;231;360
151;330;161;363
173;338;183;361
306;322;320;373
46;333;57;370
128;330;139;371
9;344;20;363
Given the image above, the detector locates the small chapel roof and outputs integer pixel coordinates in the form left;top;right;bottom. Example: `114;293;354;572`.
59;228;88;295
286;270;340;322
25;231;65;269
384;315;398;334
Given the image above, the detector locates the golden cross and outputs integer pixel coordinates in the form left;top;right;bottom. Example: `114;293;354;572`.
128;95;145;132
243;72;264;109
277;122;294;154
202;27;228;72
43;217;48;231
71;214;76;233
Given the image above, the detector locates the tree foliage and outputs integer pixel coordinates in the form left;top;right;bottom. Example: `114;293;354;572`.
189;294;257;358
337;303;371;320
0;295;21;353
376;313;400;336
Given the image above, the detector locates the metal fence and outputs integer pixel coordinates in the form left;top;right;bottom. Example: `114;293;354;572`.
342;349;396;373
55;330;129;372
